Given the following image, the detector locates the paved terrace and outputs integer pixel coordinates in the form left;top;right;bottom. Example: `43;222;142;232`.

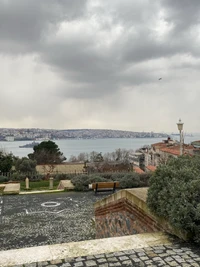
0;192;104;250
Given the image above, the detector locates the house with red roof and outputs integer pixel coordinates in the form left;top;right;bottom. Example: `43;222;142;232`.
142;137;200;169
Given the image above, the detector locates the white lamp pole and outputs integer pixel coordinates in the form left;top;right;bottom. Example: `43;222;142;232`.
177;119;184;156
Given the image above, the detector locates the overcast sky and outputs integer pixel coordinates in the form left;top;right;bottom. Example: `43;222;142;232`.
1;0;200;133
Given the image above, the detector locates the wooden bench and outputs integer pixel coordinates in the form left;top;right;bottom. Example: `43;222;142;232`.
92;182;120;194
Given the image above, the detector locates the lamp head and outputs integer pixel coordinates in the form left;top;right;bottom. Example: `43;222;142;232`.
177;119;184;131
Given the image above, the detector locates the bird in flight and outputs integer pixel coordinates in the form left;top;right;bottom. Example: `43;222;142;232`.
158;78;162;80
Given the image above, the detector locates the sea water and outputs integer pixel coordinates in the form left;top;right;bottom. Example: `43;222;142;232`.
0;135;199;160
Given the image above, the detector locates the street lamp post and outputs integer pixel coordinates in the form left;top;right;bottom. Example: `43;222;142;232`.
177;119;184;156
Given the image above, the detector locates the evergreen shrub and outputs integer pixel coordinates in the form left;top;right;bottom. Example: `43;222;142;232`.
71;174;108;191
0;176;9;183
119;172;141;188
147;155;200;243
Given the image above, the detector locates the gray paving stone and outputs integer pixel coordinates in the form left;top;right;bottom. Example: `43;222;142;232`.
153;246;166;250
46;265;57;267
186;258;195;263
97;258;107;263
60;263;72;267
173;249;183;253
99;264;109;267
74;262;84;267
108;263;121;267
154;249;164;254
121;260;132;266
85;260;98;266
152;257;162;262
86;255;95;260
118;256;129;261
64;257;75;262
144;260;153;264
113;252;125;256
168;261;179;266
95;254;105;258
144;247;153;251
166;250;176;255
174;257;186;263
191;264;200;267
129;255;141;262
137;252;146;256
140;256;149;261
165;257;174;262
107;257;118;262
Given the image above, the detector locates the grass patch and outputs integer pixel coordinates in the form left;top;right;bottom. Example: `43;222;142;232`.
20;180;60;191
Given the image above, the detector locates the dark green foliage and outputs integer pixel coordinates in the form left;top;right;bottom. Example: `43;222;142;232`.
119;172;141;189
28;141;66;164
0;151;13;173
71;172;147;191
0;176;9;183
147;155;200;243
53;173;76;181
110;172;129;181
9;172;43;181
14;157;36;173
139;173;151;187
71;174;109;191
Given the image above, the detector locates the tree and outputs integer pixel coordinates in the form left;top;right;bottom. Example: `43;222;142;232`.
14;157;36;173
0;150;13;173
28;141;66;165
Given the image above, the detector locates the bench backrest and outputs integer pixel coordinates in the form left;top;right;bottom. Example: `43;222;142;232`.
92;182;120;189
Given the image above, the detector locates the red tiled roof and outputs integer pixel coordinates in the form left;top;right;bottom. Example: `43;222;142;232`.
151;142;166;147
133;166;145;174
160;147;180;156
146;165;157;171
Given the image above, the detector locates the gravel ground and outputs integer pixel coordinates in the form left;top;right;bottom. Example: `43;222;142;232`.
0;192;104;251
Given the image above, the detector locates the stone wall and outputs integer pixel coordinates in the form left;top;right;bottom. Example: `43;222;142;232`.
95;194;162;239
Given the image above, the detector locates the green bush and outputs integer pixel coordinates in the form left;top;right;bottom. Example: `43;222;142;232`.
0;176;9;183
139;173;151;187
10;173;27;181
71;171;150;191
71;174;109;191
119;172;141;189
147;155;200;243
110;172;127;181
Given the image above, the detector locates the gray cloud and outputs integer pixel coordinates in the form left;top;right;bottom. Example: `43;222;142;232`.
0;0;200;132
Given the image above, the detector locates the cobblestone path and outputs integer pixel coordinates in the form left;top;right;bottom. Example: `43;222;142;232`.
10;243;200;267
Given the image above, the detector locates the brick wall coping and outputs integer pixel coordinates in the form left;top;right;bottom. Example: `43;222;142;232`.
94;188;150;216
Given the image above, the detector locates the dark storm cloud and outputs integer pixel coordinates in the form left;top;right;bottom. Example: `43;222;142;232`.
0;0;87;53
162;0;200;32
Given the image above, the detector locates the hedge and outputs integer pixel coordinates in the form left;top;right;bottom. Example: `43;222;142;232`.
147;155;200;243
